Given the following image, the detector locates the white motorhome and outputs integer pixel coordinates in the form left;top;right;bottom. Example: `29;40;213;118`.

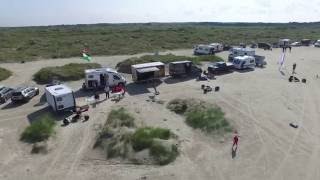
233;56;256;70
209;43;224;52
228;48;255;61
83;68;126;90
45;84;76;112
194;44;215;55
279;39;291;47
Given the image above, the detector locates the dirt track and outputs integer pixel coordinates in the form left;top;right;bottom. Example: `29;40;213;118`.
1;47;320;180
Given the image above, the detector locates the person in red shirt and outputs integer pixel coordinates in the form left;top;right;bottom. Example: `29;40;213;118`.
232;131;240;151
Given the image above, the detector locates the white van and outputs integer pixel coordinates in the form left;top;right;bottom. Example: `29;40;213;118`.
45;84;76;112
194;44;215;55
233;56;256;70
83;68;126;90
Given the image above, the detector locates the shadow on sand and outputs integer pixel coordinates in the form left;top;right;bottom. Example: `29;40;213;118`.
126;80;162;96
163;76;198;84
27;106;73;124
2;101;26;110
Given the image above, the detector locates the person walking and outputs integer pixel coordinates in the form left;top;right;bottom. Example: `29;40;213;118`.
232;131;240;151
104;85;110;99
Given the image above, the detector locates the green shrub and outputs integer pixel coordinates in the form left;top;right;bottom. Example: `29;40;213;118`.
167;98;232;134
107;107;135;128
150;141;178;165
131;127;171;151
0;67;12;81
21;113;56;143
33;63;101;84
166;99;189;114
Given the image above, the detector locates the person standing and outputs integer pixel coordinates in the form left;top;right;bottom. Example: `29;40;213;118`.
292;63;297;74
289;46;292;52
104;85;110;99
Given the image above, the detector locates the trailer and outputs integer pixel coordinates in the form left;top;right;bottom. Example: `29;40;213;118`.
233;56;256;70
45;84;76;112
168;61;202;77
131;62;165;82
194;44;215;55
228;48;255;61
83;68;126;90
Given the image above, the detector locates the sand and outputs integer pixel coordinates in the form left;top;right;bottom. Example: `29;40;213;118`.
0;47;320;180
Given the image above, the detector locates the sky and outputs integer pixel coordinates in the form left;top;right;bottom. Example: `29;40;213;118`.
0;0;320;27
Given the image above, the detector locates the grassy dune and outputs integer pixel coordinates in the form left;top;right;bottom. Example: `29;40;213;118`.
1;23;320;62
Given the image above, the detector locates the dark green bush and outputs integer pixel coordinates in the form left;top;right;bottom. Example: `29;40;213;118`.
33;63;101;84
20;113;56;143
131;127;171;151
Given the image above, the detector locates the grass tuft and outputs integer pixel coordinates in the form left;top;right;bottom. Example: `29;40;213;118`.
0;67;12;81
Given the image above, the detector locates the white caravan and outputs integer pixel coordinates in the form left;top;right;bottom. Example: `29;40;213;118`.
83;68;126;90
209;43;224;52
233;56;256;70
228;48;255;61
279;39;291;47
45;84;76;112
194;44;215;55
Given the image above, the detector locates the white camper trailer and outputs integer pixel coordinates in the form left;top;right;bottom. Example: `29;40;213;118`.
228;48;255;61
233;56;256;70
83;68;126;90
194;44;215;55
279;39;291;47
45;85;76;112
209;43;224;52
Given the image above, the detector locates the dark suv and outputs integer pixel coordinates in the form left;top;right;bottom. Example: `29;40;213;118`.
11;86;39;102
0;87;14;103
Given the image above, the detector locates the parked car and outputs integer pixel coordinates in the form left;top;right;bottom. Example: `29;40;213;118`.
291;42;302;47
258;43;272;50
0;87;14;103
11;86;39;102
208;62;234;74
315;40;320;47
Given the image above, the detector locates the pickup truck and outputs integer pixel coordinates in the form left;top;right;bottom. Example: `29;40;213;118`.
208;62;234;74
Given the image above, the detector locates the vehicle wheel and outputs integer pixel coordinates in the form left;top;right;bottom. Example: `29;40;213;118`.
0;98;5;104
36;90;39;95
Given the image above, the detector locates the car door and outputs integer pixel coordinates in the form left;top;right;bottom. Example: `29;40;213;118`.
112;74;121;86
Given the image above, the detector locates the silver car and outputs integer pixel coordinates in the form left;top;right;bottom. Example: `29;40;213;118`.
11;86;40;102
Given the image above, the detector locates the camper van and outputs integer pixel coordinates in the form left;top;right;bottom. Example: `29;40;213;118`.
279;39;291;48
45;84;76;112
228;48;255;61
233;56;256;70
83;68;126;90
194;44;215;55
131;62;165;82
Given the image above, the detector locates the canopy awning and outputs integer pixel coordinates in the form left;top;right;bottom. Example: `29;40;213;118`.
137;67;159;73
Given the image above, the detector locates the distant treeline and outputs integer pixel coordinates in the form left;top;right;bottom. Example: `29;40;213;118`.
0;22;319;62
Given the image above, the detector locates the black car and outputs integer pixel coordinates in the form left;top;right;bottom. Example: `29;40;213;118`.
0;87;14;103
11;86;40;102
208;62;234;74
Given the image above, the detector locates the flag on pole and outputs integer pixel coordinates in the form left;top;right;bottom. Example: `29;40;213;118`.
82;53;92;62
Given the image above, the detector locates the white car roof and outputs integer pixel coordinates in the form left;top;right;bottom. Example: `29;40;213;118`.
85;68;117;74
234;55;254;60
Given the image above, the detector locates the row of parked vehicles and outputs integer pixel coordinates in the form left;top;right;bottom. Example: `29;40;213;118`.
0;85;39;104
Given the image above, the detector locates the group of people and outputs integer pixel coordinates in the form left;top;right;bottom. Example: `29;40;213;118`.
282;46;292;53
